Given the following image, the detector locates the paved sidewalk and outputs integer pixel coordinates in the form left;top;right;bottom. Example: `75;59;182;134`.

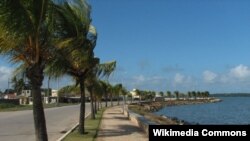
96;106;148;141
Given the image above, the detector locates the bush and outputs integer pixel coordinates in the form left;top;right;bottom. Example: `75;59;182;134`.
0;103;17;109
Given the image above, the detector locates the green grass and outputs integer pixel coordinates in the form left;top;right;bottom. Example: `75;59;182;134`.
0;103;79;112
0;103;32;111
63;108;105;141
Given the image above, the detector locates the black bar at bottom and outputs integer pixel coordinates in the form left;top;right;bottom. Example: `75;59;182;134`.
149;125;250;139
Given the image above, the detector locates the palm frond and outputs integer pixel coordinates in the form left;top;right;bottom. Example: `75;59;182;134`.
96;61;116;79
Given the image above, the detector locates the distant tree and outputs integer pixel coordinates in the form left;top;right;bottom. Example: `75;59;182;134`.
113;84;122;105
121;87;128;104
135;89;142;103
174;91;179;100
166;91;172;100
204;91;210;97
127;93;133;103
145;91;155;101
4;89;15;94
99;80;109;107
152;91;156;99
180;93;185;99
187;91;192;99
197;91;201;98
58;85;80;97
11;76;25;95
192;91;197;100
159;91;164;97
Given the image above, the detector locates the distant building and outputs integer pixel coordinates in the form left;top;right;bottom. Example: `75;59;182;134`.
21;89;50;97
4;93;17;99
130;89;140;100
51;89;58;97
22;90;32;97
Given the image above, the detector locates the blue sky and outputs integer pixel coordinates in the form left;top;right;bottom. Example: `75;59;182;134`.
1;0;250;93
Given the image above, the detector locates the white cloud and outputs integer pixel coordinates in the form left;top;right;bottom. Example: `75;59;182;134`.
203;70;217;83
174;73;185;84
229;64;250;79
133;75;145;82
0;66;13;90
111;64;250;93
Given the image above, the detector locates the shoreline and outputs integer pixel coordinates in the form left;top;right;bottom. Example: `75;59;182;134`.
128;98;222;125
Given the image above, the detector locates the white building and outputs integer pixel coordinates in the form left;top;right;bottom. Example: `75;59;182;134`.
51;89;58;97
22;90;32;97
130;89;140;100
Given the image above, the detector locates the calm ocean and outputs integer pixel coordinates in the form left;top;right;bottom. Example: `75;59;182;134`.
154;97;250;124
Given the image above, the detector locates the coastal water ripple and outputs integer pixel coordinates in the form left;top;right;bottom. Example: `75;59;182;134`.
154;97;250;124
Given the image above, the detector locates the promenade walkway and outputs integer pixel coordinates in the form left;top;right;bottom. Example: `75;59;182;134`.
96;106;148;141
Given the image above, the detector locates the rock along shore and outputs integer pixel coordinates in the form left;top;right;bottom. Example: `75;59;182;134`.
128;98;221;125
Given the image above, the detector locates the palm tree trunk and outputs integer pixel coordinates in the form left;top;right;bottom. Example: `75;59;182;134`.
117;94;120;105
105;93;108;107
89;87;95;119
111;94;113;106
97;101;99;110
27;64;48;141
94;96;97;114
78;78;86;134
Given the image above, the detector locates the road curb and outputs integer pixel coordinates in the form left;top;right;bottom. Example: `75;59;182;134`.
56;112;91;141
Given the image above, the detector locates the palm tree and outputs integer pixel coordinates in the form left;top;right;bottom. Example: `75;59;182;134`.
187;91;192;100
11;76;25;96
99;80;109;107
45;0;94;134
174;91;179;100
192;91;197;100
135;89;142;103
85;76;98;119
159;91;164;97
166;91;172;100
204;91;210;98
113;84;122;105
108;84;115;106
0;1;61;140
85;61;116;119
121;87;127;104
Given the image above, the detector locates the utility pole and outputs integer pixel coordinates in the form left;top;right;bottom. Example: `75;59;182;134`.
7;78;11;94
57;78;59;106
47;76;50;104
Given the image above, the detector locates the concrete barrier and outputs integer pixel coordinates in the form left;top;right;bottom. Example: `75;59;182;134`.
124;108;157;136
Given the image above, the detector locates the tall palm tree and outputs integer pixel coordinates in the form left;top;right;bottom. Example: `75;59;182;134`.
45;0;94;134
1;0;92;137
0;1;60;140
85;61;116;119
113;84;122;105
99;80;109;107
85;76;98;119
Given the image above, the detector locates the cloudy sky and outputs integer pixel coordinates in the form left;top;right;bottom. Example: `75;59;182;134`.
1;0;250;94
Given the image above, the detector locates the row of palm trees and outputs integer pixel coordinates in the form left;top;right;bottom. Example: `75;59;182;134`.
57;81;128;119
132;89;210;101
0;0;114;141
165;91;210;100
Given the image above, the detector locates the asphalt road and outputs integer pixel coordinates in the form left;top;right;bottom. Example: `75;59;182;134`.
0;103;91;141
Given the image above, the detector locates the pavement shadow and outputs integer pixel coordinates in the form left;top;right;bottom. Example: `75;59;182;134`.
98;125;145;137
101;115;129;120
107;112;121;115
